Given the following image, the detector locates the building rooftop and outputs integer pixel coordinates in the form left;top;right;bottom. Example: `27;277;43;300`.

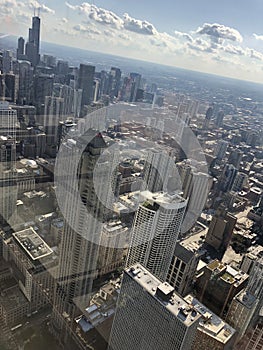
235;289;257;309
13;227;53;261
246;245;263;259
207;260;248;286
185;295;236;344
0;277;29;311
139;190;187;210
127;264;202;327
207;260;225;272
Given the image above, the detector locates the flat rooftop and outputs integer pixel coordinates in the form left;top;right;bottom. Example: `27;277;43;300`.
126;264;201;327
139;190;187;210
235;289;257;309
185;295;236;344
13;227;53;261
207;260;225;272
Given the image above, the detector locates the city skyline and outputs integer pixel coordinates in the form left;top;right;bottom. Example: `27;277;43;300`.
1;1;263;83
0;9;263;350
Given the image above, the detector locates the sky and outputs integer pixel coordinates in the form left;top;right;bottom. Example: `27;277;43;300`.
1;0;263;83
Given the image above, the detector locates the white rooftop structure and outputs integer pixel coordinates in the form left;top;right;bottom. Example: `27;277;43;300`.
13;227;53;261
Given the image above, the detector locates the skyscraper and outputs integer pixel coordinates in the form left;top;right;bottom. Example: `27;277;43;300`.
44;96;65;156
25;16;41;67
126;190;187;281
215;140;229;160
142;148;176;193
18;61;34;105
51;130;118;347
78;64;95;108
167;241;204;296
231;172;248;192
16;37;25;60
0;73;18;103
0;102;18;224
2;51;12;74
205;206;237;253
108;67;121;99
220;164;238;192
215;110;225;127
228;149;243;169
226;289;258;339
108;264;201;350
0;101;18;138
177;160;210;232
33;74;54;114
203;106;213;130
247;257;263;302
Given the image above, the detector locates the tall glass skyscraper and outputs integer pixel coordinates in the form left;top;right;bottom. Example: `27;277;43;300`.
25;16;41;67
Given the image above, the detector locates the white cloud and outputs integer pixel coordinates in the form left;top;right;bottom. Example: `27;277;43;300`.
0;0;55;28
0;0;24;12
65;1;76;10
73;24;101;35
174;30;193;42
123;13;157;35
196;23;243;43
118;32;132;41
248;48;263;60
17;10;31;23
187;37;214;53
66;2;123;28
253;33;263;41
0;0;23;6
28;0;55;14
2;0;263;82
66;2;156;35
223;44;246;56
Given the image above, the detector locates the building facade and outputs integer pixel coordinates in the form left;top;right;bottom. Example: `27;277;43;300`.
126;190;187;281
108;264;201;350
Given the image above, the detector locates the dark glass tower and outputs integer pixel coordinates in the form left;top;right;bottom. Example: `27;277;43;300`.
25;16;41;67
78;64;95;108
16;37;25;60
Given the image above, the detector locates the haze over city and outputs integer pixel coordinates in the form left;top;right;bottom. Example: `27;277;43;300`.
2;0;263;82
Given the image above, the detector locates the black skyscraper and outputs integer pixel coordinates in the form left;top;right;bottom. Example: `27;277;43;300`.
78;64;95;107
25;16;41;67
16;37;25;60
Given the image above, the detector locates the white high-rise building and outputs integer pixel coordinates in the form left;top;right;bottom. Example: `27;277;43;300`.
0;101;18;138
126;191;187;281
184;171;210;215
108;264;201;350
177;160;211;233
